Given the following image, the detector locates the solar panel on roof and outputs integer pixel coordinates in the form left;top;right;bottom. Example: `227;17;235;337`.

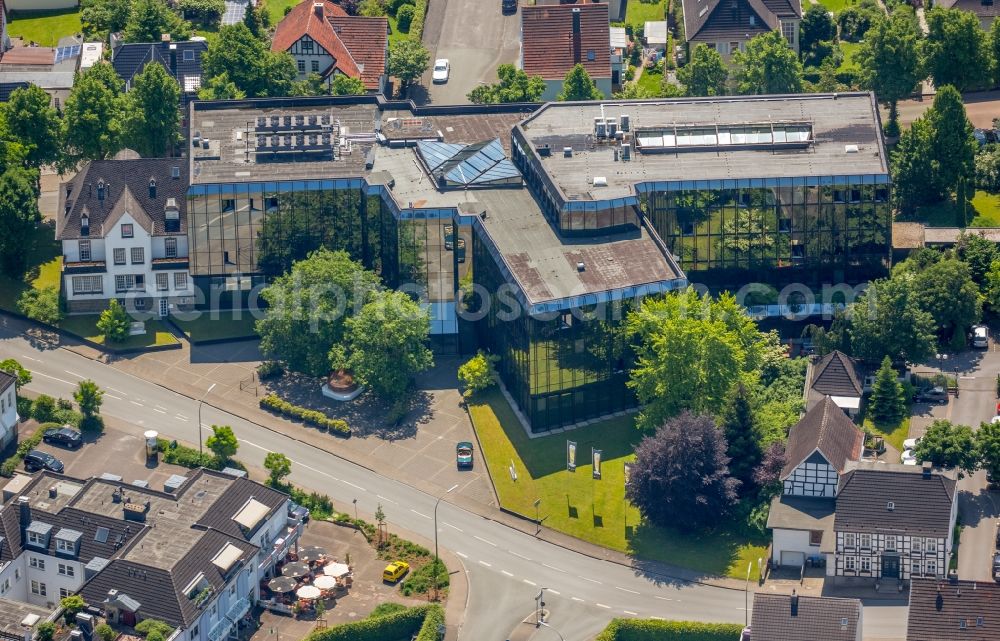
54;45;82;64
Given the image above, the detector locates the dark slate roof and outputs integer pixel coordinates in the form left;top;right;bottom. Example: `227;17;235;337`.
937;0;999;26
835;463;957;538
111;41;207;90
811;351;863;398
781;396;864;479
751;593;861;641
0;497;22;564
79;529;257;627
0;80;27;102
56;158;189;240
682;0;800;42
0;369;14;393
906;578;1000;641
18;507;140;565
193;473;288;541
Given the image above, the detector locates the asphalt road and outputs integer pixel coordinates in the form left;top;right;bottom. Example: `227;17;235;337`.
0;322;908;640
418;0;521;104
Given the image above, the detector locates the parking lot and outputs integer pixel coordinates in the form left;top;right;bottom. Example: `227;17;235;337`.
419;0;521;104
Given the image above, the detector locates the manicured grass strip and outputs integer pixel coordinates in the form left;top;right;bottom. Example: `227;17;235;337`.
7;8;82;47
468;388;767;580
0;223;62;315
59;316;179;349
170;311;260;342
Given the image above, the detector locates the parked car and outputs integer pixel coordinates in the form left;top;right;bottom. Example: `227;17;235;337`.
383;560;410;583
23;450;64;474
972;325;989;348
902;437;921;451
915;386;948;404
432;59;450;83
456;441;474;469
42;426;82;449
502;0;517;12
901;450;917;466
288;501;310;525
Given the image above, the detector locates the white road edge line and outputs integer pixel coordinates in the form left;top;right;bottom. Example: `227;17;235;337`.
473;535;497;547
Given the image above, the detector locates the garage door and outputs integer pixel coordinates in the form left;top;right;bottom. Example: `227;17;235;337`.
780;551;805;568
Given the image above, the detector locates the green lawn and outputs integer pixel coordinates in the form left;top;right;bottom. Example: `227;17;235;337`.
0;222;62;315
59;316;179;350
170;311;260;343
624;0;667;28
267;0;301;25
863;415;910;455
469;389;768;581
636;67;664;96
838;40;860;74
912;191;1000;228
7;8;82;46
817;0;853;13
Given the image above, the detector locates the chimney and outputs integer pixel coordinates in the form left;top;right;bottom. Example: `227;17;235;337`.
17;496;30;530
571;7;582;63
96;179;105;202
161;33;171;44
922;461;932;479
149;178;157;199
790;590;799;617
314;2;325;17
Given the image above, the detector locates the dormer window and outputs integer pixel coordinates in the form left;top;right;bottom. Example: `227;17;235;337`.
26;531;44;546
149;179;157;199
97;180;106;201
81;213;90;236
56;539;73;553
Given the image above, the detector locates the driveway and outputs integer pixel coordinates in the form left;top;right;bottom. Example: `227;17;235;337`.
417;0;522;104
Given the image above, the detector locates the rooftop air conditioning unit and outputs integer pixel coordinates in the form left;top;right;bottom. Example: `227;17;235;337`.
607;119;618;138
621;143;631;161
620;114;630;132
845;144;859;153
594;117;607;138
563;147;573;158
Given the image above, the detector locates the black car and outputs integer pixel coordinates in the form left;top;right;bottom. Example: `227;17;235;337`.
502;0;517;13
23;450;64;474
915;386;948;404
42;426;82;449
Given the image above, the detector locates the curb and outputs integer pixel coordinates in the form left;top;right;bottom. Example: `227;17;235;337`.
1;310;182;354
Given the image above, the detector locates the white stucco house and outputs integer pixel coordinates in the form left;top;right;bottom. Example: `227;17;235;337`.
0;371;17;453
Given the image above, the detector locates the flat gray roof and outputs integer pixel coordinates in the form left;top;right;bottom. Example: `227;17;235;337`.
516;93;889;201
0;597;54;636
190;101;380;185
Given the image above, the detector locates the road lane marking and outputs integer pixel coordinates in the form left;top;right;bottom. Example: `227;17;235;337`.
455;552;468;559
176;414;188;420
34;372;73;385
340;480;366;492
64;370;85;379
548;589;560;595
153;408;166;414
654;596;673;601
443;522;463;532
523;579;536;586
501;570;513;577
105;394;122;400
473;535;497;547
571;597;584;602
377;495;398;505
410;509;431;519
130;401;144;407
578;576;602;584
478;561;491;567
615;586;639;594
19;355;40;362
595;604;611;609
542;563;566;573
174;416;186;421
623;611;638;616
510;551;531;560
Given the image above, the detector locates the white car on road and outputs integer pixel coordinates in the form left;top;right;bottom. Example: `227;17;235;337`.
432;59;450;83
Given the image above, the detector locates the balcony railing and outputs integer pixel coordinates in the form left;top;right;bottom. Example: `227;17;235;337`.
226;597;250;623
258;520;304;572
207;618;232;641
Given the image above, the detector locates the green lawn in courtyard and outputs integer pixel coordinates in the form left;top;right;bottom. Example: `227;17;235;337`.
7;8;82;46
913;191;1000;228
624;0;666;28
969;191;1000;227
170;311;260;343
469;388;768;581
636;67;663;96
0;222;63;315
267;0;301;25
59;316;178;350
838;41;860;74
817;0;853;13
863;415;910;455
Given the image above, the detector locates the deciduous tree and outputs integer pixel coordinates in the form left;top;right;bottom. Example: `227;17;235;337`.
63;62;125;162
956;232;999;285
467;64;546;103
923;7;993;92
856;10;923;136
386;38;430;96
332;290;433;400
123;0;192;42
123;62;181;158
457;351;497;398
927;86;977;200
677;44;728;97
891;117;940;213
81;0;131;39
799;4;837;62
626;412;740;531
731;31;803;95
96;299;130;343
913;419;979;473
911;258;982;343
206;425;239;461
556;64;604;101
74;380;104;419
2;85;62;171
753;441;786;496
848;276;936;364
976;420;1000;483
264;452;292;485
17;287;62;325
203;23;296;97
0;167;40;276
197;72;246;101
330;74;366;96
0;359;32;387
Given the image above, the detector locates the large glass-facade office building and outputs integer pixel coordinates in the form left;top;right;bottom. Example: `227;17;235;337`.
186;93;890;432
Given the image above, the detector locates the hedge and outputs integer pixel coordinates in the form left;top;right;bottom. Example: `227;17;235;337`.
409;0;429;40
1;423;55;477
306;604;442;641
155;439;228;470
595;619;745;641
259;394;351;437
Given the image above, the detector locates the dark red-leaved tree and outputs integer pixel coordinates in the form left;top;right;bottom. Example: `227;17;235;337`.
626;412;740;531
753;441;787;497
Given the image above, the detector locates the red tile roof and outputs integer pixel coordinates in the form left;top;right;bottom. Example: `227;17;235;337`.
0;46;55;66
272;0;387;90
521;3;611;81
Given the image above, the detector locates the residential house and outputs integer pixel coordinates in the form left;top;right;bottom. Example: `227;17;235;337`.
680;0;802;57
906;578;999;641
808;350;863;417
0;34;83;108
4;0;76;10
111;37;208;129
56;156;194;316
520;3;612;101
609;26;627;86
832;462;957;583
749;592;862;641
0;469;300;641
0;371;16;452
935;0;999;29
533;0;624;23
644;20;668;53
272;0;388;94
767;396;863;568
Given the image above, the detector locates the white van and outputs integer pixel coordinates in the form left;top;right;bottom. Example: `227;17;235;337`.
972;325;989;348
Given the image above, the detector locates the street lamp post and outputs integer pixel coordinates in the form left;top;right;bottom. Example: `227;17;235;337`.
533;498;541;535
433;484;459;600
744;562;752;626
197;382;217;457
352;498;358;520
535;587;547;627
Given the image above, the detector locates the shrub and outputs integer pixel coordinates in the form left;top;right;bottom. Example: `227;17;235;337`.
157;439;223;470
178;0;225;25
396;4;414;31
594;619;745;641
31;395;57;422
16;396;32;419
259;394;351;436
52;408;84;428
388;0;414;13
135;619;174;640
61;595;86;624
257;361;284;380
56;398;73;411
96;623;116;641
17;287;62;325
400;558;448;596
2;425;50;476
369;603;408;618
305;604;442;641
36;622;56;641
408;0;428;39
97;300;130;343
457;352;496;398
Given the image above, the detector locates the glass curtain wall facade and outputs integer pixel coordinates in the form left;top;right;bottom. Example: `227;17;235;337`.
643;179;891;286
472;233;634;432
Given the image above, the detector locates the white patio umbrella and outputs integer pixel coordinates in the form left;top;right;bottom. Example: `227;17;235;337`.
323;562;351;578
313;575;337;590
296;585;321;600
